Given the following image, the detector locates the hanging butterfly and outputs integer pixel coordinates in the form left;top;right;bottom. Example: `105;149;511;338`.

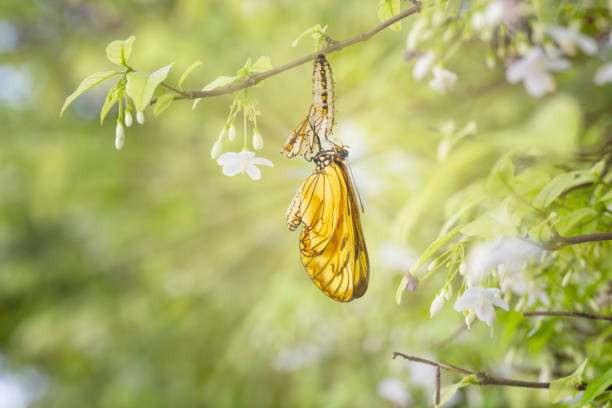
286;147;369;302
282;54;337;159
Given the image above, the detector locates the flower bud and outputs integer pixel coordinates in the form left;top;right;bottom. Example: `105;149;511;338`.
459;262;467;276
253;129;264;150
115;122;125;150
430;294;445;318
444;284;452;300
125;112;133;127
136;110;145;125
465;309;475;330
211;139;223;159
427;260;437;272
228;123;236;141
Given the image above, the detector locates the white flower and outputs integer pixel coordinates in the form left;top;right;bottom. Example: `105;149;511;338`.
454;286;509;328
413;52;435;80
444;284;452;300
253;129;264;150
124;112;133;127
210;139;223;159
466;237;541;287
484;0;523;28
429;66;457;93
136;110;144;124
594;62;612;85
430;293;445;317
115;122;124;150
377;378;411;408
228;123;236;141
465;309;475;330
506;47;570;97
548;25;598;56
216;150;273;180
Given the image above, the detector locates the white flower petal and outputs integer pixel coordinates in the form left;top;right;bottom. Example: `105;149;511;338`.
250;157;274;167
413;52;435;80
490;296;509;311
474;301;496;327
577;35;598;55
594;63;612;85
454;288;481;311
222;162;242;176
246;164;261;180
546;57;571;72
506;58;528;83
524;70;554;97
217;152;240;166
430;295;445;317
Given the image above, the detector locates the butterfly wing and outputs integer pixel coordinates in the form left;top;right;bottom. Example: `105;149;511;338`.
292;158;369;302
282;105;324;158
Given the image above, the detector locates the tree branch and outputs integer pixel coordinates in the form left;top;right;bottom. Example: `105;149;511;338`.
523;311;612;321
556;232;612;246
180;3;422;101
391;352;612;392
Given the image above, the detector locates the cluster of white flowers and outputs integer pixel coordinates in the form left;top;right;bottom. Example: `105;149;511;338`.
409;0;610;98
115;109;145;151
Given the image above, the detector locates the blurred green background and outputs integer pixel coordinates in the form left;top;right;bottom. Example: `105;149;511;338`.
1;1;610;407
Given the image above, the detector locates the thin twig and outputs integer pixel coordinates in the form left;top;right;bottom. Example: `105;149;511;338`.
391;353;612;392
523;311;612;321
178;3;422;101
435;365;441;405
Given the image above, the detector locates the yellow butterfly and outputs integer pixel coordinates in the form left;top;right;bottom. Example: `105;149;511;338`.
286;148;369;302
282;55;336;159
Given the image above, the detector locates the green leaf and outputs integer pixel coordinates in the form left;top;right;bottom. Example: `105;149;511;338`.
126;63;174;112
60;71;121;116
106;36;135;66
378;0;401;32
411;225;463;275
532;172;597;209
178;61;202;88
598;189;612;203
236;58;252;77
461;205;518;239
486;156;515;196
193;75;240;110
555;208;598;235
291;24;324;47
581;367;612;405
436;375;478;407
251;56;272;73
549;359;587;403
153;92;176;117
100;85;121;125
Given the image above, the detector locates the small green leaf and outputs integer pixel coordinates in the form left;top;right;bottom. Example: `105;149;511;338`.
60;71;121;116
178;61;202;88
153;92;176;117
291;24;324;47
193;75;240;110
581;367;612;405
486;155;515;196
252;56;272;73
411;225;463;275
106;36;135;66
436;375;478;407
556;208;598;235
532;172;597;209
378;0;401;32
126;63;174;112
236;58;252;77
100;85;121;125
549;359;588;403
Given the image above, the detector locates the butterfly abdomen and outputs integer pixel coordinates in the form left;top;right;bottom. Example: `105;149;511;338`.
312;54;335;136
